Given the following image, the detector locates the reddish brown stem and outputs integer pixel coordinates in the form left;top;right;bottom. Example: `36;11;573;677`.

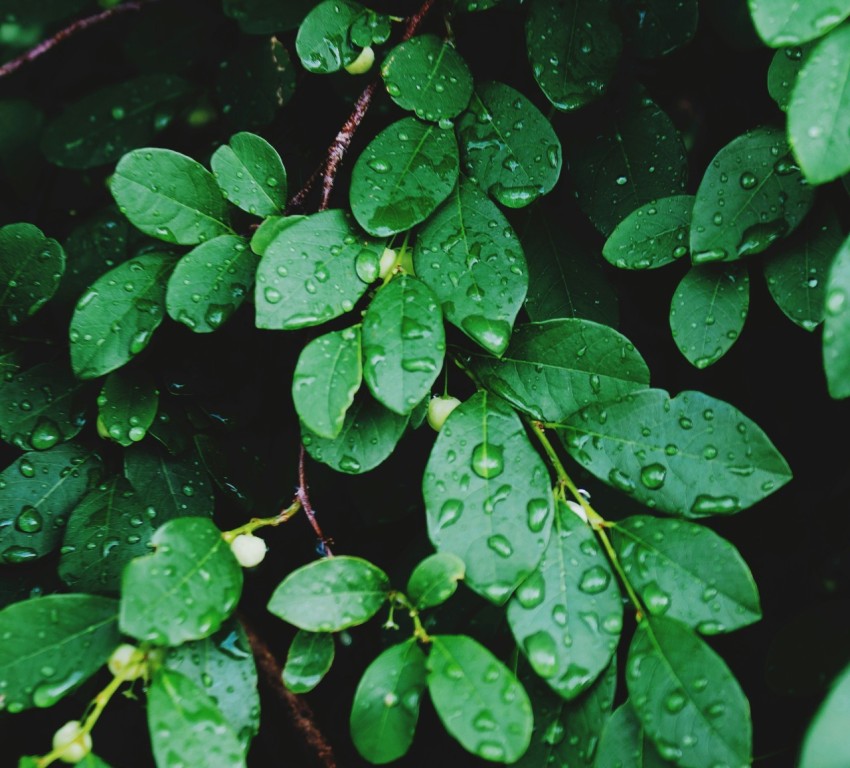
297;444;333;556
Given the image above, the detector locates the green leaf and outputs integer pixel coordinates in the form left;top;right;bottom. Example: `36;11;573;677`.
799;662;850;768
223;0;316;32
295;0;364;73
468;319;650;422
560;388;793;517
620;0;699;58
350;117;459;236
626;616;752;768
70;251;176;379
414;177;527;356
602;196;694;270
293;326;362;439
407;552;466;610
58;477;155;594
350;9;391;46
748;0;850;46
350;639;427;763
301;390;409;474
254;209;380;329
267;555;389;631
690;126;814;263
823;233;850;398
0;442;103;564
283;630;335;693
147;668;246;767
250;215;305;256
211;132;287;216
669;263;750;368
767;44;812;112
166;234;256;333
110;148;231;245
787;23;850;185
423;391;555;604
0;223;64;325
120;517;243;645
594;703;669;768
427;634;533;762
0;360;89;451
525;0;622;111
0;594;119;713
507;501;622;699
612;515;761;633
41;74;192;169
164;621;260;748
381;34;473;121
97;368;158;446
456;82;561;208
362;275;445;414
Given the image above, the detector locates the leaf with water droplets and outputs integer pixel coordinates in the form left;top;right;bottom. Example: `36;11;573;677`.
97;368;158;447
468;319;650;422
381;34;473;121
507;501;622;699
748;0;850;46
669;262;749;368
0;593;119;713
620;0;698;58
121;516;243;646
415;177;527;356
0;223;65;326
166;234;257;333
627;616;752;768
283;630;335;694
767;44;812;112
456;82;561;208
613;515;761;633
254;209;381;329
823;233;850;399
525;0;621;111
690;126;814;263
250;215;305;256
267;555;389;632
148;668;246;768
350;117;459;236
350;639;427;763
594;702;669;768
362;275;445;414
603;196;694;270
560;388;793;517
295;0;365;73
423;390;554;605
211;132;287;216
406;552;466;610
799;661;850;768
427;634;532;762
41;74;191;169
70;251;177;380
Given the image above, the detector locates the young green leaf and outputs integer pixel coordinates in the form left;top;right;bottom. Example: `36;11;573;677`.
210;132;287;216
799;662;850;768
0;594;119;713
525;0;621;111
362;275;445;414
350;9;392;46
70;251;176;380
249;215;305;256
626;616;752;768
427;634;533;762
748;0;850;46
293;326;362;439
120;517;243;645
97;368;158;446
381;34;473;121
423;391;554;605
767;44;812;112
619;0;698;58
166;234;256;333
690;126;814;263
669;263;750;368
267;555;390;632
456;82;561;208
406;552;466;610
110;148;231;245
415;177;527;356
594;703;669;768
283;630;335;694
823;234;850;399
612;515;761;633
468;319;650;422
0;223;65;325
350;639;427;763
350;116;459;236
560;388;793;517
295;0;364;73
507;501;622;699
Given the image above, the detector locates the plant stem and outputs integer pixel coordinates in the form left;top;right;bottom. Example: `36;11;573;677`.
222;498;302;542
297;444;333;556
388;591;431;643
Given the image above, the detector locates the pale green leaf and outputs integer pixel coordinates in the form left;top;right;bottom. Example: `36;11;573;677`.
800;662;850;768
595;703;669;768
748;0;850;46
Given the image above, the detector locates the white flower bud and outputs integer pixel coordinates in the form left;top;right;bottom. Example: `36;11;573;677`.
52;721;92;764
345;46;375;75
378;247;397;279
107;643;146;680
427;395;462;432
230;533;267;568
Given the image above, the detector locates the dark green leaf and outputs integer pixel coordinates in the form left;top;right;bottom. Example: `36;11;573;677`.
350;9;391;46
407;552;466;610
267;555;389;631
0;223;64;325
295;0;364;73
767;44;812;112
561;388;793;517
211;132;287;216
350;117;459;236
456;82;561;207
283;630;335;693
423;390;554;604
223;0;316;32
748;0;850;46
620;0;699;58
823;233;850;399
799;662;850;768
350;639;427;763
0;594;119;713
594;703;669;768
97;368;158;446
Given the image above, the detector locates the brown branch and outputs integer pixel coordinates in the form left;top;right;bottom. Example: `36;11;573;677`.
297;444;333;556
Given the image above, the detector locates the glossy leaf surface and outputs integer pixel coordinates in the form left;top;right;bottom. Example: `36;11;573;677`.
210;132;287;216
283;630;335;694
0;223;64;325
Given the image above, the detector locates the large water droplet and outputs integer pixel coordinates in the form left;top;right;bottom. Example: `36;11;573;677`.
471;442;504;479
524;631;558;678
639;463;667;490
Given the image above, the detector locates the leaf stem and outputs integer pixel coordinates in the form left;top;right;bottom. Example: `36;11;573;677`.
297;444;333;557
388;591;431;643
222;498;303;542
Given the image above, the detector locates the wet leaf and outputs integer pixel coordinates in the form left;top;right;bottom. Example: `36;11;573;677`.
406;552;466;610
823;233;850;399
295;0;364;73
799;662;850;768
249;215;304;256
594;703;669;768
350;9;391;46
97;368;158;446
748;0;850;46
211;132;287;216
767;44;812;112
0;223;64;325
283;630;335;693
620;0;699;58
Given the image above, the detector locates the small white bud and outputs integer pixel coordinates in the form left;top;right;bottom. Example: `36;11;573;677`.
378;247;397;279
427;395;462;432
107;643;146;680
52;720;92;764
230;533;267;568
344;46;375;75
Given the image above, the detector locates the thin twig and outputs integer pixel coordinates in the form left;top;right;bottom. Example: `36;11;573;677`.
297;444;333;556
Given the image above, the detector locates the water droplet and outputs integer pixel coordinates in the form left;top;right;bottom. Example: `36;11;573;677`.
607;468;636;493
487;534;513;558
524;631;558;678
526;498;549;532
690;494;740;515
32;670;85;708
642;581;671;614
471;442;504;479
578;565;610;594
19;459;35;477
30;418;60;450
2;545;38;563
739;171;757;189
639;463;667;490
515;571;545;608
438;499;463;528
15;506;43;533
664;689;687;713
